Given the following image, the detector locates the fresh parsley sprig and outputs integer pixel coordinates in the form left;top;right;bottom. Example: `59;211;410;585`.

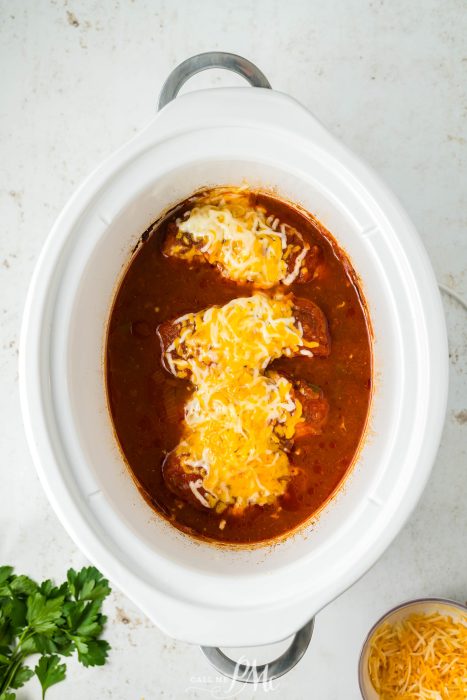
0;565;111;699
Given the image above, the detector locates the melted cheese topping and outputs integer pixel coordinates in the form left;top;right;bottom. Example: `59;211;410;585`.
164;293;316;508
166;293;310;383
176;371;302;508
170;190;310;288
367;612;467;699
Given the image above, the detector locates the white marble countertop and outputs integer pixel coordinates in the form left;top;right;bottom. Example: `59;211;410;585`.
1;1;466;698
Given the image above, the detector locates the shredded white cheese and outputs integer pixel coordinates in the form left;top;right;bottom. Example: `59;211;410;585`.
167;190;310;288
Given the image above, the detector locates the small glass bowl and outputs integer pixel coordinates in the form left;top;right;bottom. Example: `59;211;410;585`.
358;597;467;699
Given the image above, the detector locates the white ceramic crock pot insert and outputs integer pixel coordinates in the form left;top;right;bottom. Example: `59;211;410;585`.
20;54;448;656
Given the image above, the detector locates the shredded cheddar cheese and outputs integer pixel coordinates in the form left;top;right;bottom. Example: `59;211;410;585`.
176;371;302;508
169;189;310;287
163;293;316;509
367;611;467;699
165;293;307;383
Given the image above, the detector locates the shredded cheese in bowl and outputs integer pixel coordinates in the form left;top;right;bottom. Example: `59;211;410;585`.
361;602;467;700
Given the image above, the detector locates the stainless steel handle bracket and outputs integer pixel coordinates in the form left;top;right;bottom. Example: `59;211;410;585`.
158;51;271;110
200;618;314;684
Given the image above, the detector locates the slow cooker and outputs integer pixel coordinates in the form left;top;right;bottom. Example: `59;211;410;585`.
19;52;448;680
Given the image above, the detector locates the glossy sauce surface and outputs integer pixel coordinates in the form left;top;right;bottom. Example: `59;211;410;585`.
106;192;372;544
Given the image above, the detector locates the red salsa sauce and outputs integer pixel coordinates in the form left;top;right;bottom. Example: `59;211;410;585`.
106;190;372;544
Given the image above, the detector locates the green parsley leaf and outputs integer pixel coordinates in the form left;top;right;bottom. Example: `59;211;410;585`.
67;567;111;603
0;569;14;598
26;593;64;634
35;655;66;699
9;665;34;690
38;581;68;599
10;577;38;597
0;569;13;586
4;599;26;634
76;638;110;667
64;598;107;639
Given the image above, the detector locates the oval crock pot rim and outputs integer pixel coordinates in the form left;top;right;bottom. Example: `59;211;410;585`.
19;87;448;646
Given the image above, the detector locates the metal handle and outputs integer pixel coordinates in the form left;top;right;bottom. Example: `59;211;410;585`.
200;619;314;684
158;51;271;110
